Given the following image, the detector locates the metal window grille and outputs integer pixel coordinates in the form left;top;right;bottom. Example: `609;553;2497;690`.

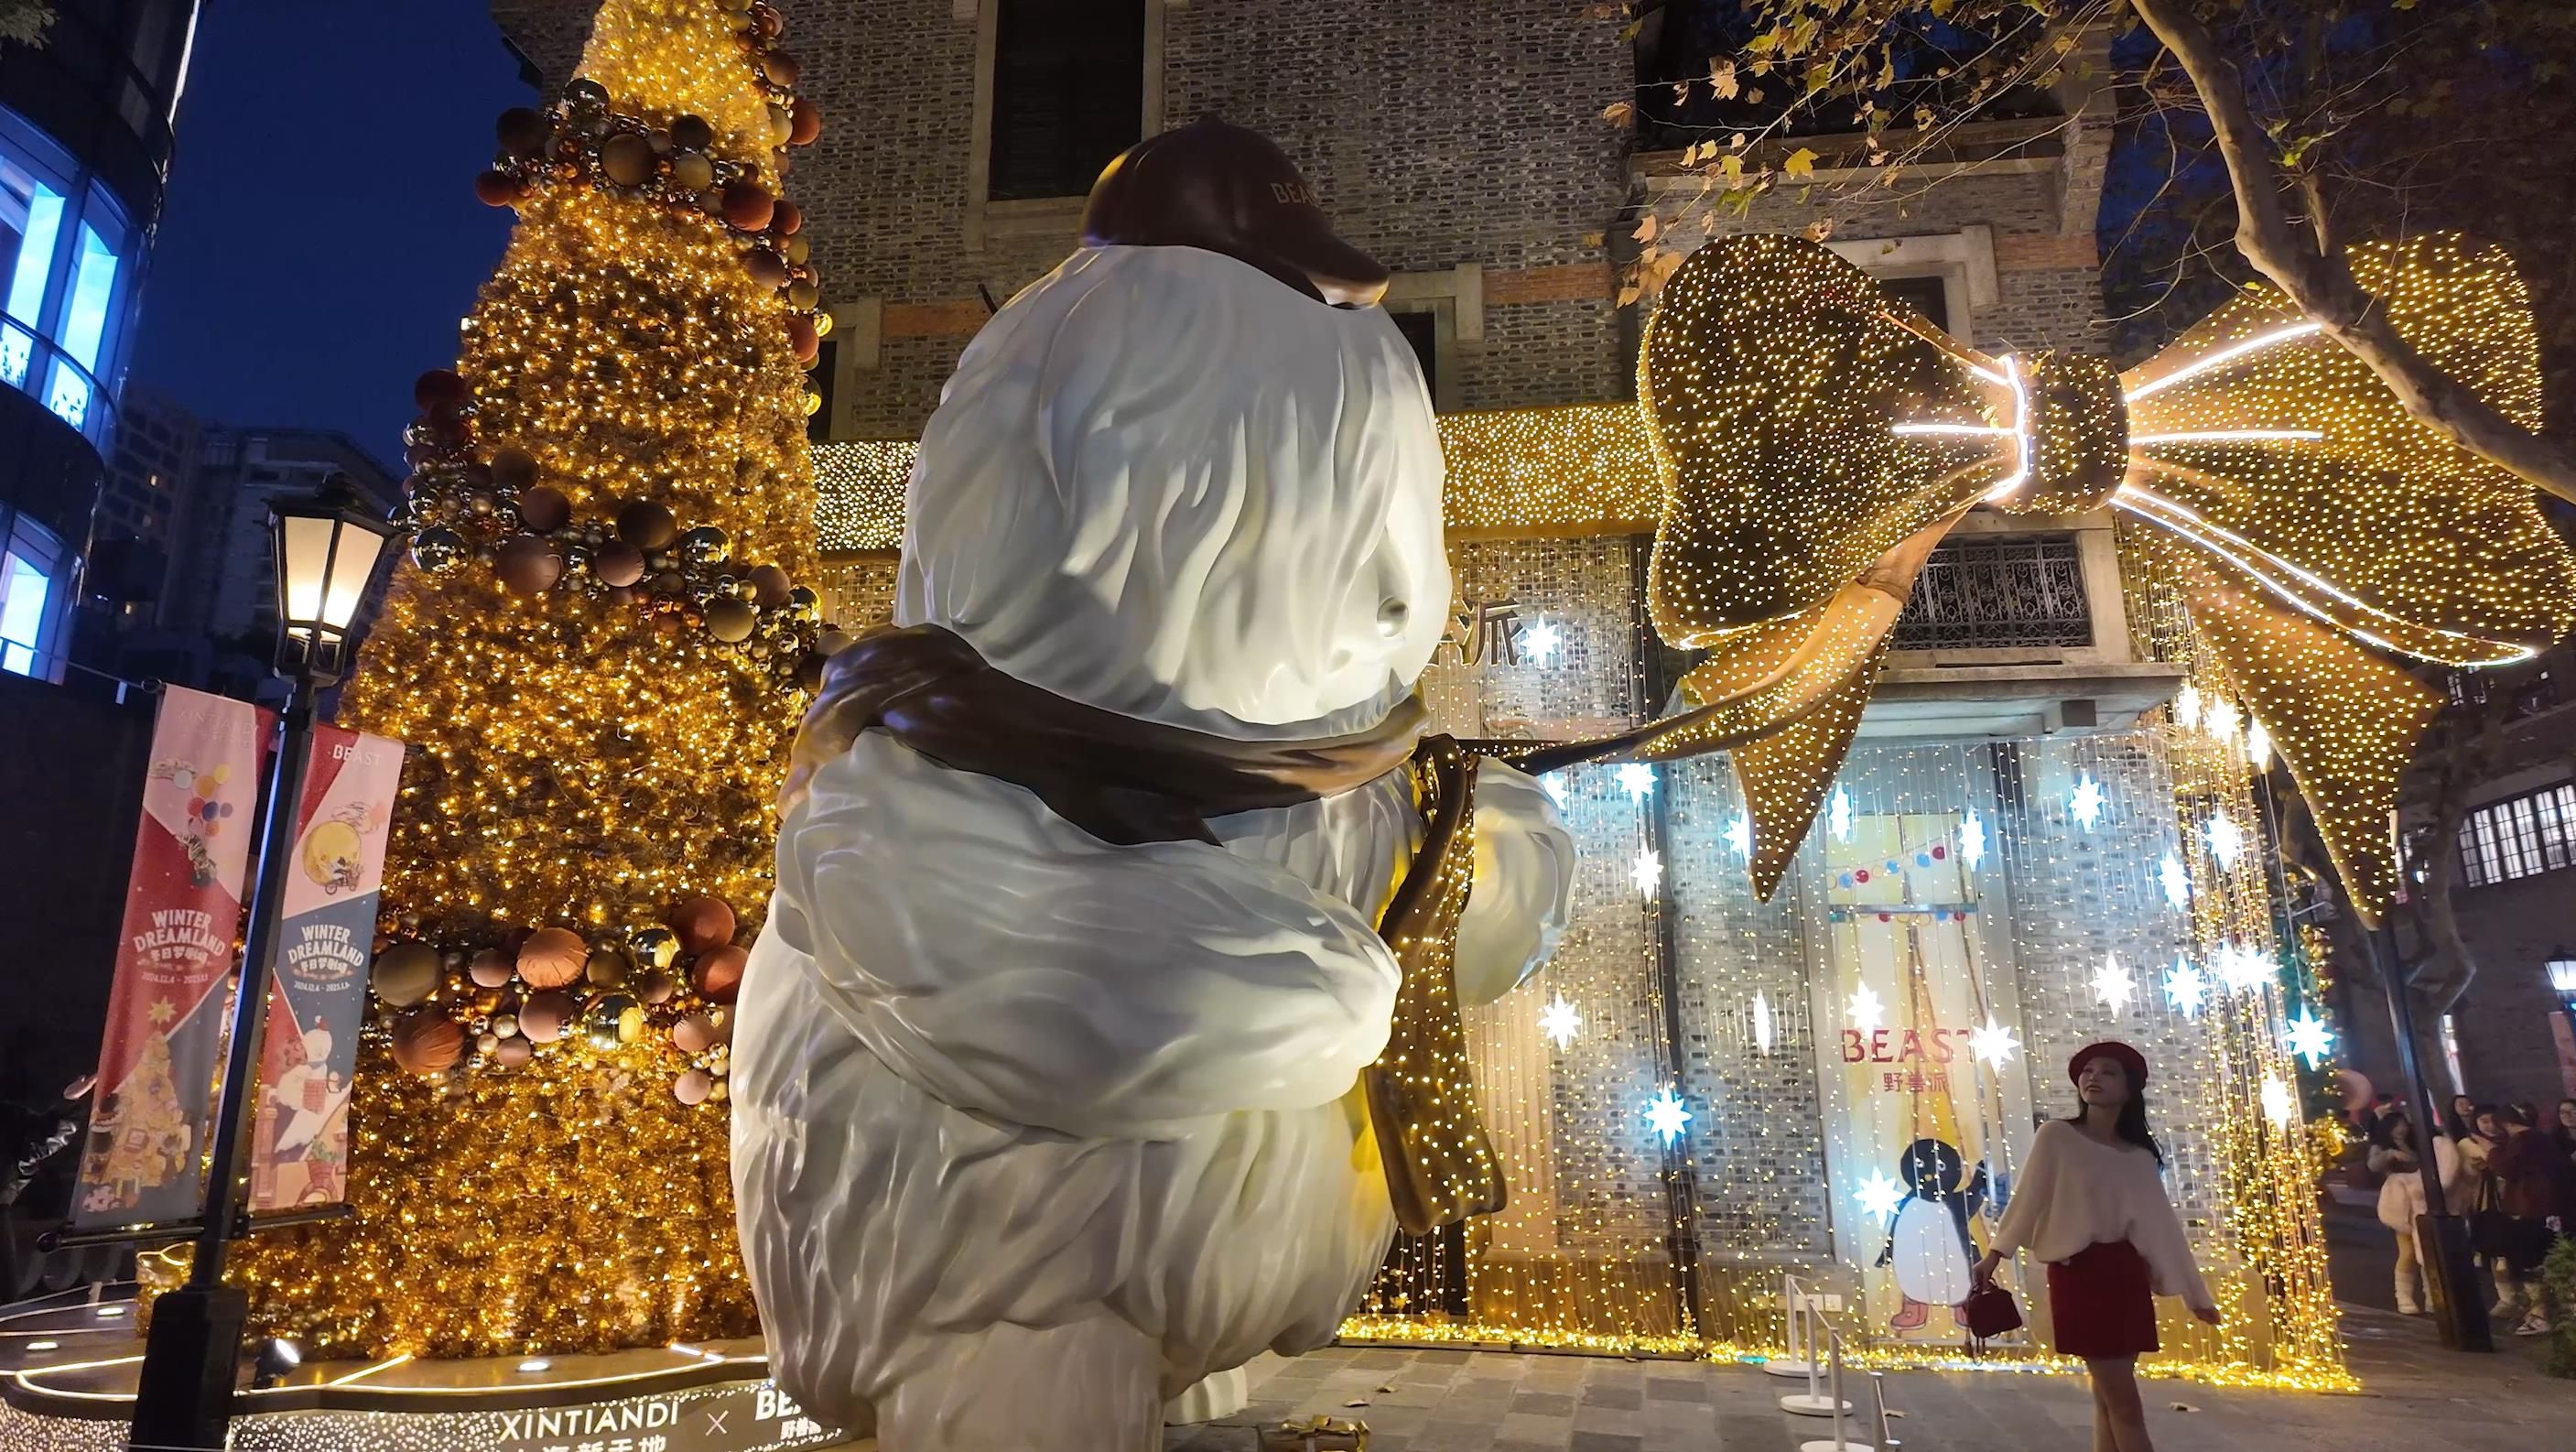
2455;781;2576;887
1891;534;2092;651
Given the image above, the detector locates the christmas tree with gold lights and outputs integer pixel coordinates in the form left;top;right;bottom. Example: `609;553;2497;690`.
216;0;832;1357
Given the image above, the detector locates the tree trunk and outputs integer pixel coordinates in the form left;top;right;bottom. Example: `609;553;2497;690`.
2127;0;2576;506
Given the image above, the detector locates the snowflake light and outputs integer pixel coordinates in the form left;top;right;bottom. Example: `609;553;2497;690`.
1539;993;1583;1050
1856;1170;1906;1221
1616;762;1657;801
1846;981;1885;1035
1751;989;1774;1053
2246;718;2273;771
1724;811;1752;858
2203;811;2243;872
2176;681;2203;731
1957;807;1987;871
1539;772;1571;810
1967;1015;2019;1067
1631;846;1662;898
1519;617;1562;666
2284;1009;2335;1069
2204;693;2239;739
1644;1089;1692;1143
2159;853;2192;909
2218;942;2273;993
2260;1074;2296;1130
1829;784;1853;842
2164;959;2210;1017
2070;772;2105;830
2093;954;2135;1013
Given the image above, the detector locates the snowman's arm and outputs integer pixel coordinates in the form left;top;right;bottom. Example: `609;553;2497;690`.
1455;757;1575;1008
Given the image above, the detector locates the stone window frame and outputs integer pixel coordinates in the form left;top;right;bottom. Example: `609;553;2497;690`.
1826;225;1997;348
960;0;1171;252
1379;265;1484;414
813;299;884;443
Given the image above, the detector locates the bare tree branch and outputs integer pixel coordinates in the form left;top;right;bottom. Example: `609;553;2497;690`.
2128;0;2576;505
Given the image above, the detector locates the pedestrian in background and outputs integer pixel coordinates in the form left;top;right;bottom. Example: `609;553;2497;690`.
2490;1104;2576;1336
2552;1100;2576;1165
2367;1110;2464;1315
1975;1043;2218;1452
2444;1093;2480;1143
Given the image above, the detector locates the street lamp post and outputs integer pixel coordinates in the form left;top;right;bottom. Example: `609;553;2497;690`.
129;475;395;1452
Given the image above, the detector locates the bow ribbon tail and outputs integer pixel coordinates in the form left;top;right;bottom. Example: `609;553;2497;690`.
2176;557;2442;928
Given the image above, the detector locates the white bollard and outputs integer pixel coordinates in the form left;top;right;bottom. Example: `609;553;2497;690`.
1794;1330;1873;1450
1765;1273;1816;1379
1780;1319;1854;1420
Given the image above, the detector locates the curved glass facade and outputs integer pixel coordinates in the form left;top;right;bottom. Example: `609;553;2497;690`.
0;112;141;449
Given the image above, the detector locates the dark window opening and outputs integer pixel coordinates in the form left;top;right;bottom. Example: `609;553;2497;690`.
1893;533;2090;651
988;0;1145;201
806;337;839;444
1391;310;1439;401
1878;274;1950;334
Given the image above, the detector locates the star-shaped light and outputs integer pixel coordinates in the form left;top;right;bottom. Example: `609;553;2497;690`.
2218;942;2272;993
1751;990;1774;1053
2164;959;2210;1017
2203;811;2243;872
2204;693;2239;740
1631;846;1662;898
1967;1015;2019;1067
1616;762;1657;801
1856;1170;1906;1221
2259;1074;2296;1130
2245;718;2273;771
1724;811;1752;858
1829;785;1854;842
2093;954;2135;1013
1520;618;1562;666
1539;772;1571;810
1644;1089;1692;1143
2176;682;2203;731
2159;853;2192;909
2071;772;2105;830
1539;994;1583;1050
1846;981;1885;1034
147;997;177;1027
1957;807;1988;872
2284;1009;2335;1069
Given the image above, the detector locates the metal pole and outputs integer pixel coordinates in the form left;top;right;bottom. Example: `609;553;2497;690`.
131;675;318;1449
2361;914;2491;1352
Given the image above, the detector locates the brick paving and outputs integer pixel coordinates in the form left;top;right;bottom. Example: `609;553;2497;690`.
1165;1304;2574;1452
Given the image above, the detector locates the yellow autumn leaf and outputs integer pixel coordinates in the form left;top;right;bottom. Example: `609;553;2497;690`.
1784;146;1820;179
1602;100;1636;125
1719;152;1747;190
1708;59;1740;100
1632;212;1660;242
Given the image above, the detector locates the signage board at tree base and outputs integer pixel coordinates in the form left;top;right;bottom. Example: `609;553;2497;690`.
479;1381;842;1452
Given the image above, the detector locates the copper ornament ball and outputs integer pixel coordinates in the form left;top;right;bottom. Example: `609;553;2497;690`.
496;106;550;157
666;894;737;954
692;944;749;1003
515;926;589;991
496;535;565;594
744;249;789;290
720;180;775;233
467;948;515;988
473;169;527;207
490;445;540;491
390;1010;464;1076
674;1068;714;1106
635;969;678;1006
747;563;795;608
593;540;647;588
518;990;577;1044
789;97;822;146
614;499;678;551
517;483;571;534
493;1035;534;1067
671;1011;720;1055
414;370;470;411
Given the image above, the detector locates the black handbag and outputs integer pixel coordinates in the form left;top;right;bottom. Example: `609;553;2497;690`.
2470;1169;2516;1259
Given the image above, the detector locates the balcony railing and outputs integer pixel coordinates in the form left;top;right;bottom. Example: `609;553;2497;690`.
1892;533;2091;652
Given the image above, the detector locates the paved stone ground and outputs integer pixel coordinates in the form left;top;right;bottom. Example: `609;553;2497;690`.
1164;1301;2572;1452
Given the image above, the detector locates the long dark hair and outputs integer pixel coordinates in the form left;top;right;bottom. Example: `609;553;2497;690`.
2066;1060;2163;1165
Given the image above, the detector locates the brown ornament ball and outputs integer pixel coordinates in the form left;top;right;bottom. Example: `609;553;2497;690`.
720;180;775;232
705;598;758;643
666;894;737;954
493;1035;535;1067
593;540;647;588
516;926;589;990
744;249;789;290
585;947;630;988
390;1011;464;1076
473;169;527;207
789;97;822;146
747;564;795;607
517;483;571;534
669;114;715;151
414;369;470;411
490;446;539;491
615;499;678;550
693;944;749;1003
770;199;803;236
496;535;564;594
518;990;578;1044
672;1012;720;1055
761;49;801;88
372;940;440;1007
601;132;657;188
669;150;715;194
674;1068;714;1106
751;1;784;39
467;948;516;989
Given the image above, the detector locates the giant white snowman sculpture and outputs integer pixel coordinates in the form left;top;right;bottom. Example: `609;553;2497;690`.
731;119;1575;1451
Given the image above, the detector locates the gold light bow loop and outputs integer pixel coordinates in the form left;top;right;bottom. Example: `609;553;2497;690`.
1533;232;2576;916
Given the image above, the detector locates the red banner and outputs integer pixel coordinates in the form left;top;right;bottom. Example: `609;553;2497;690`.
250;724;405;1211
72;687;269;1228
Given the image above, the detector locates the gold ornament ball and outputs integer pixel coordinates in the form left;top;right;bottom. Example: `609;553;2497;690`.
669;114;715;152
670;150;716;194
616;499;679;551
586;993;645;1049
585;947;630;988
372;940;441;1007
600;132;657;188
629;925;681;970
706;598;757;643
410;526;467;573
678;525;731;568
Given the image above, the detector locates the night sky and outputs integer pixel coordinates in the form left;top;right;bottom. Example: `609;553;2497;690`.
130;2;536;474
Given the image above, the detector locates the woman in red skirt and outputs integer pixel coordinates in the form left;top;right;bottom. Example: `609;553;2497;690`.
1974;1042;2220;1452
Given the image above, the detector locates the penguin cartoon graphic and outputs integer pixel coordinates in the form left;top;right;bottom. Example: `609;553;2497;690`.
1878;1137;1991;1332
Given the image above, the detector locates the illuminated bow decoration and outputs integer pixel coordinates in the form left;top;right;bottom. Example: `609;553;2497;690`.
1523;233;2575;920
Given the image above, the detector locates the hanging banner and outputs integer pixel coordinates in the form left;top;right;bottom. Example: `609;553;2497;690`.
250;724;406;1212
72;686;268;1228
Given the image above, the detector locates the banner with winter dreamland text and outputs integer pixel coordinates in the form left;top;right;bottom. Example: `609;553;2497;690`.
72;687;268;1228
249;723;405;1211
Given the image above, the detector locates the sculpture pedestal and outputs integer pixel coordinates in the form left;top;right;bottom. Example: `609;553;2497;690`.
1163;1365;1249;1425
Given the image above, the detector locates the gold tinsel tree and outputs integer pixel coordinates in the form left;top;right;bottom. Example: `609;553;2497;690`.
219;0;829;1357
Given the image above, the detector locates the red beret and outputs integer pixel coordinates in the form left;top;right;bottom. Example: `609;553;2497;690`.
2069;1041;2149;1088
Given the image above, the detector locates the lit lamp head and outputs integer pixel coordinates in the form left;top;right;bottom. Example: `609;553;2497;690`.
271;473;396;685
2548;948;2576;1015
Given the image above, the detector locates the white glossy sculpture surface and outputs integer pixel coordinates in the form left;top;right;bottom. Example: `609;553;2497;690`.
732;244;1573;1451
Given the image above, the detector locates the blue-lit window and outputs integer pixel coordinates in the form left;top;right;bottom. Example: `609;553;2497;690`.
0;111;142;448
1;547;53;677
